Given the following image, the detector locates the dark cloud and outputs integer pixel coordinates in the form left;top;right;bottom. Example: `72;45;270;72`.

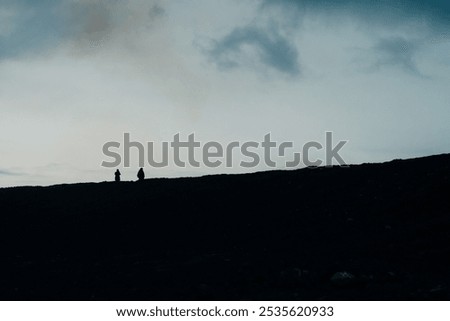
66;1;119;52
258;0;450;77
207;26;300;76
205;0;450;77
371;37;421;75
262;0;450;29
0;0;66;59
148;4;165;18
0;0;165;59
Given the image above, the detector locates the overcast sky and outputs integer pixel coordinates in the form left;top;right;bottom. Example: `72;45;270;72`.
1;0;449;187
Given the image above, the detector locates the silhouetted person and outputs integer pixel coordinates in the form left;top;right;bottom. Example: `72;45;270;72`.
137;168;145;181
115;169;121;182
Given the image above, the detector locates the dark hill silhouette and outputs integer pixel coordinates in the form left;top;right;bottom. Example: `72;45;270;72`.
0;154;449;300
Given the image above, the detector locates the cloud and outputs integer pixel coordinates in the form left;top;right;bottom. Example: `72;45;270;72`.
65;1;166;54
206;25;300;76
261;0;450;29
0;0;166;60
371;36;421;75
0;0;67;60
0;0;449;188
0;169;22;176
255;0;450;77
203;0;450;78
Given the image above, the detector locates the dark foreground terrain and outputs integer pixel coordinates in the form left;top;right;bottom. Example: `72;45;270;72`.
0;154;449;300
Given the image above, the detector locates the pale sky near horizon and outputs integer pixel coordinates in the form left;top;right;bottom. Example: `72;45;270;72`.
1;0;449;187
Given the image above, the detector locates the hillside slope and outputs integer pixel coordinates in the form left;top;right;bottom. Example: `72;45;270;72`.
0;154;449;300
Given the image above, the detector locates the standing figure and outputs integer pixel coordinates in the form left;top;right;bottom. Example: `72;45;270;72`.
137;168;145;181
114;169;121;182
